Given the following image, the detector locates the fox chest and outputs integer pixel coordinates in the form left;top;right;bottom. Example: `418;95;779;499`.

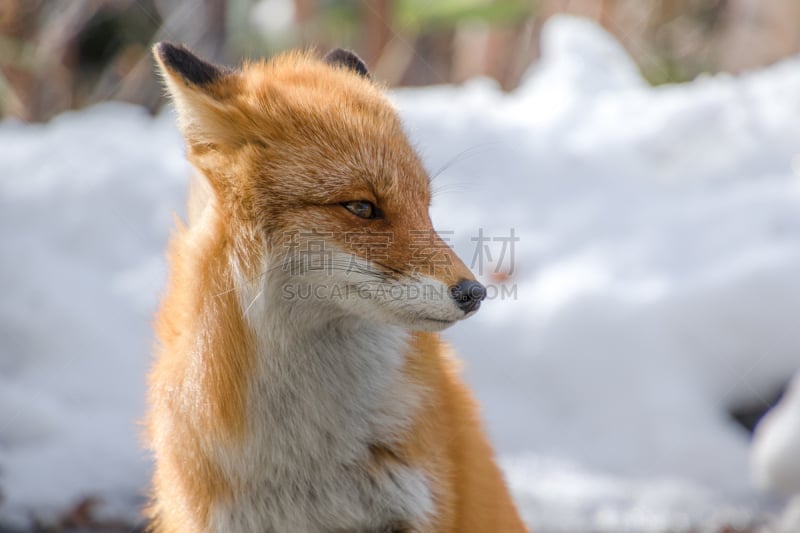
210;333;434;532
211;445;431;533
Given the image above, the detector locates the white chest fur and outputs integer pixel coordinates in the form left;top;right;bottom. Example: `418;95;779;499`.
211;268;434;532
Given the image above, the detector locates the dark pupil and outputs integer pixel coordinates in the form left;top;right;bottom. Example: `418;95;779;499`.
353;202;372;217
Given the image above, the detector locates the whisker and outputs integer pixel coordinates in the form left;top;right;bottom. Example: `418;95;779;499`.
243;286;264;315
211;252;420;299
430;142;502;182
432;182;471;198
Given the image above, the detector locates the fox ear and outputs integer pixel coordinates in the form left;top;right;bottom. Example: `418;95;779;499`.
155;42;228;87
153;42;243;146
323;49;370;79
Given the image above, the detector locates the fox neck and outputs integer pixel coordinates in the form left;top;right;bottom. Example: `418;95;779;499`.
236;290;417;453
232;255;421;440
202;252;431;530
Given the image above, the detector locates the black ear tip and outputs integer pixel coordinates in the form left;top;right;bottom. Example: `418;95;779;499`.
323;48;370;79
153;41;224;87
153;41;170;56
153;41;182;64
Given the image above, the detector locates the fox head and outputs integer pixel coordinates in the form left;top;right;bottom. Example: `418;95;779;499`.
154;43;485;332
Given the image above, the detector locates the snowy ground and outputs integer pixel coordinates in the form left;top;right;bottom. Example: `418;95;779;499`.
2;15;800;532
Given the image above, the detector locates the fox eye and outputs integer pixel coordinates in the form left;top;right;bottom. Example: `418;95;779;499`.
342;200;381;219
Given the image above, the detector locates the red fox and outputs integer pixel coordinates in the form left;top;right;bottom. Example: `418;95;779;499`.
147;42;526;533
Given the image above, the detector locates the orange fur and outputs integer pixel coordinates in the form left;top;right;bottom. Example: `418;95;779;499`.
392;332;527;531
147;44;526;532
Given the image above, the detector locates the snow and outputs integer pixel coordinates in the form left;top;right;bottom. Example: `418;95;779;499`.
2;14;800;532
0;106;186;526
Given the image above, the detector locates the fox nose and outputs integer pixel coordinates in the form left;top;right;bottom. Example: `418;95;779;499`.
450;279;487;314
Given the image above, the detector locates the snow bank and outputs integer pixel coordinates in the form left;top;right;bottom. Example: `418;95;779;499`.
2;14;800;531
0;106;187;526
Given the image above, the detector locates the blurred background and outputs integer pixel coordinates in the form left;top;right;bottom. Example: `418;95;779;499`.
3;0;800;122
4;1;800;532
